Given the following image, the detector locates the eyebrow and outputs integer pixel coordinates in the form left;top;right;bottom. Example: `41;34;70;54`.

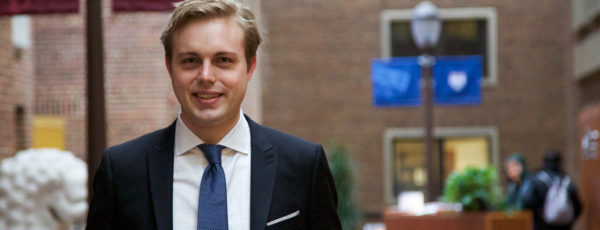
176;52;200;58
175;51;239;58
215;51;238;57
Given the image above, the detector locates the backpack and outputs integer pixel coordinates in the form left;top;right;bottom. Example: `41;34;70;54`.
537;171;574;225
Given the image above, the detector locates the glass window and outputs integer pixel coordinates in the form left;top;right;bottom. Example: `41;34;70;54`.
392;136;490;200
12;15;31;49
390;20;488;78
381;8;497;85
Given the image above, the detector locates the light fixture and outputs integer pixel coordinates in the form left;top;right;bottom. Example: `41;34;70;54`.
411;1;441;52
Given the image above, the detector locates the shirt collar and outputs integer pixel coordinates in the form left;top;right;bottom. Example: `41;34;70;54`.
174;111;251;156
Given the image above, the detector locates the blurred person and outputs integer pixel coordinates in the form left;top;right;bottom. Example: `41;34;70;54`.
85;0;341;229
522;150;582;230
504;153;529;210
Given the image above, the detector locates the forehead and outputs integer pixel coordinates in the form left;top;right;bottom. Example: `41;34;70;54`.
172;17;245;55
506;160;521;166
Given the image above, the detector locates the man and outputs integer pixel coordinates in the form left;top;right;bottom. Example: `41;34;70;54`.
522;150;582;230
86;0;342;229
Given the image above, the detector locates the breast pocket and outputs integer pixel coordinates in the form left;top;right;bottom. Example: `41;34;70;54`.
266;210;303;230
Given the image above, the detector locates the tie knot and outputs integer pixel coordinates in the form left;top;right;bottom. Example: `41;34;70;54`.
198;144;223;164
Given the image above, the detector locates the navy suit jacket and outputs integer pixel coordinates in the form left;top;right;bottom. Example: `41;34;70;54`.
86;116;342;230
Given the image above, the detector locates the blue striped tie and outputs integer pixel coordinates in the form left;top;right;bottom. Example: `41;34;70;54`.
197;144;228;230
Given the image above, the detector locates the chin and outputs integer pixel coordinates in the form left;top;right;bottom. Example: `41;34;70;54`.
190;111;227;125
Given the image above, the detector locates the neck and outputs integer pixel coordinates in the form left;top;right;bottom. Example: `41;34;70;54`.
180;113;240;144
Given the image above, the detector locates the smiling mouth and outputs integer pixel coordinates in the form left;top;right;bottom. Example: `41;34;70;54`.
192;93;224;104
194;93;221;99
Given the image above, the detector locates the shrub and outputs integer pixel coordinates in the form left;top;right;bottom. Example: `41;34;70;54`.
327;143;362;230
442;166;503;212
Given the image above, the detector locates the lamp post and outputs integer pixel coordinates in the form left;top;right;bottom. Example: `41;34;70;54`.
411;1;441;202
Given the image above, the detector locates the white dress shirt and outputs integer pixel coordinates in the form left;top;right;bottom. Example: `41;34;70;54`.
172;112;251;230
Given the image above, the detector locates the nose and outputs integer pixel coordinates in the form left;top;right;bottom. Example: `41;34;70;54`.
197;60;216;83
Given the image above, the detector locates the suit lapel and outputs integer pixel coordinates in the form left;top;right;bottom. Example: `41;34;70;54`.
247;116;278;230
148;121;176;230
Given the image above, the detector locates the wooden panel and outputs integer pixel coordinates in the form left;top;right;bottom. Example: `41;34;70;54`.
578;104;600;230
486;211;532;230
384;209;532;230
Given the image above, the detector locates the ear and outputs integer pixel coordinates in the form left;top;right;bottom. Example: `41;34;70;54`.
165;56;172;77
246;56;257;81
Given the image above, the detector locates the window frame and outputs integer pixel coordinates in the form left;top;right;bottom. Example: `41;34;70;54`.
380;7;498;86
383;126;500;204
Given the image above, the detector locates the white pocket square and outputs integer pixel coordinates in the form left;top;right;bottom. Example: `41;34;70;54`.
266;210;300;226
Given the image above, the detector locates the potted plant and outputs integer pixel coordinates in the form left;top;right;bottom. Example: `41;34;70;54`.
442;166;503;211
385;165;533;230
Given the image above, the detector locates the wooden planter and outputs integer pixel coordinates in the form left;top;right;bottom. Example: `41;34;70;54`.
384;209;532;230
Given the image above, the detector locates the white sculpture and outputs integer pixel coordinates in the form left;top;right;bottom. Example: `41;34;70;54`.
0;148;88;230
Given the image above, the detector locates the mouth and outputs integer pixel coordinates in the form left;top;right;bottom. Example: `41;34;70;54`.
192;92;223;104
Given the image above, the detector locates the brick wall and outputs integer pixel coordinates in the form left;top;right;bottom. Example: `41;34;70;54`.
32;0;177;159
0;19;15;159
0;18;34;160
12;24;35;156
33;13;88;158
260;0;572;215
103;10;177;147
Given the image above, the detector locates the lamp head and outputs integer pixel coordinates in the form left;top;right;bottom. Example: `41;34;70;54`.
411;1;441;51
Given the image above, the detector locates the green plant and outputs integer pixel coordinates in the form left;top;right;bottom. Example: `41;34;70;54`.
327;143;362;230
442;166;503;212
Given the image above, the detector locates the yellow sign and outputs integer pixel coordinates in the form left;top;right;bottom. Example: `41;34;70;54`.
33;116;65;150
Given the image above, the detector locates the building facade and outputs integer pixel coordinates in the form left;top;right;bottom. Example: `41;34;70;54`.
31;2;176;159
260;0;573;218
0;18;16;158
0;17;34;159
572;1;600;229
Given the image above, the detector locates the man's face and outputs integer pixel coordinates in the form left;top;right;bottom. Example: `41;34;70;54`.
167;17;256;131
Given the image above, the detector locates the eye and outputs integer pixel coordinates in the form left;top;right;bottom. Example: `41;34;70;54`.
217;57;232;63
182;57;197;64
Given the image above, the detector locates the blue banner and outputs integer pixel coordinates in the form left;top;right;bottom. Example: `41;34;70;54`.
371;57;421;107
434;56;482;105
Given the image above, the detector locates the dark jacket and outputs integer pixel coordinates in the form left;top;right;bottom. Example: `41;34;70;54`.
505;179;528;210
522;169;582;230
86;116;342;230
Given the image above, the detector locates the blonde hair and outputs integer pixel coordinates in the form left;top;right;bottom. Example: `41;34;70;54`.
161;0;262;66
